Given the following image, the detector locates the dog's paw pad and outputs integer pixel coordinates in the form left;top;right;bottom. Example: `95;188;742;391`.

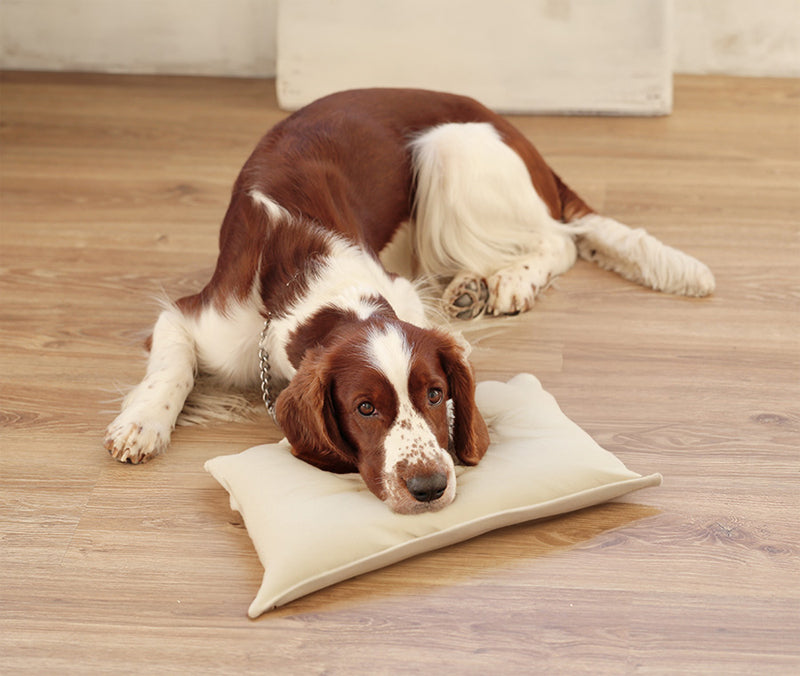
444;274;489;320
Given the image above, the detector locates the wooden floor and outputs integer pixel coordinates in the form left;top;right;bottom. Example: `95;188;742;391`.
1;71;798;674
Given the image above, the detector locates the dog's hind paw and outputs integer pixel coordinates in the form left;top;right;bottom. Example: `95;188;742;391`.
443;272;489;320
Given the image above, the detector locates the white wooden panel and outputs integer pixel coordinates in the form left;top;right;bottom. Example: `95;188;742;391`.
277;0;672;114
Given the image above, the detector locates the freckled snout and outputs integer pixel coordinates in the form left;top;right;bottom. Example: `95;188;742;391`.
386;452;456;514
406;472;448;503
381;399;457;514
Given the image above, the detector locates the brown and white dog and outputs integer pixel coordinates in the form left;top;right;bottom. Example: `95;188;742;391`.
105;88;714;514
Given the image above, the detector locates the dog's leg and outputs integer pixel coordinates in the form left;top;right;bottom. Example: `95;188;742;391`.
571;213;715;297
486;238;576;315
104;306;196;463
443;226;576;317
412;122;583;319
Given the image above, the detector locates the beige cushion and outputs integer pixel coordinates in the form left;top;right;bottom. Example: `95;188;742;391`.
205;373;661;617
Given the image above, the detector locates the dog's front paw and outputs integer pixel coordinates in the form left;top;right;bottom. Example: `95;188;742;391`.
443;272;489;319
104;417;170;464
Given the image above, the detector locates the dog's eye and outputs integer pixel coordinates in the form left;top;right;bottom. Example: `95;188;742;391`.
357;401;376;417
427;388;443;406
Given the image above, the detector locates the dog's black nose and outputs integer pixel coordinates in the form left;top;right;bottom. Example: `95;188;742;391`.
406;473;448;502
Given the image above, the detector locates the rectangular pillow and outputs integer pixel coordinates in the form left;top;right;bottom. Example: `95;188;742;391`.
205;373;661;617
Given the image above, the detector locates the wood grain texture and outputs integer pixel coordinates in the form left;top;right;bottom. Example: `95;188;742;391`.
1;71;798;674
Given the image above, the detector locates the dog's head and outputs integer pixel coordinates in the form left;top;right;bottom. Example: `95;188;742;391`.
275;319;489;513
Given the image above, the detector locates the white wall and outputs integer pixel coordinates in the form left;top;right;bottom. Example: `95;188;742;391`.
1;0;797;78
0;0;278;76
675;0;799;77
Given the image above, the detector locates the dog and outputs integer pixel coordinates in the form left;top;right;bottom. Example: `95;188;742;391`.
104;88;714;514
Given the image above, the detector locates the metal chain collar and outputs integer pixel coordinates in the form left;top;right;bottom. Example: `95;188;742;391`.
258;315;278;423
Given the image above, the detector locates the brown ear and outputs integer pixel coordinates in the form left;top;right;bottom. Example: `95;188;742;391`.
275;347;357;474
439;338;490;465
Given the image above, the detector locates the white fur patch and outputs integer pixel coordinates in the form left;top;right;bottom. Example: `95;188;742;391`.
249;188;293;223
191;280;265;389
410;122;571;279
366;324;412;398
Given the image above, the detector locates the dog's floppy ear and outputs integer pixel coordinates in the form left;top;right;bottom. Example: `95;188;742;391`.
275;347;357;474
439;336;490;465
